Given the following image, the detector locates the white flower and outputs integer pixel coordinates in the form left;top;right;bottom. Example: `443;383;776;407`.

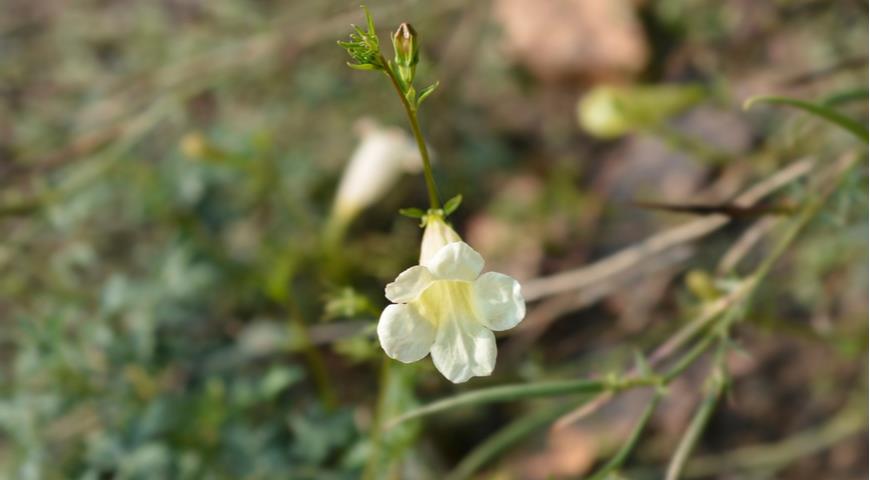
377;217;526;383
333;118;423;221
418;212;461;264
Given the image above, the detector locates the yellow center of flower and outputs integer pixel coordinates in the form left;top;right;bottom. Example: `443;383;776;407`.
414;280;476;326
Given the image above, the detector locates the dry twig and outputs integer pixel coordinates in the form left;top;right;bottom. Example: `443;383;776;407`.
521;159;815;301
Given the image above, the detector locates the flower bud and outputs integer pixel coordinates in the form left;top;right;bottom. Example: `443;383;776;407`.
685;269;719;301
419;215;461;264
393;23;419;67
332;119;421;223
392;23;419;88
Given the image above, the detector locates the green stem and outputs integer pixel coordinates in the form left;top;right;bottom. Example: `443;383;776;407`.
362;56;442;479
664;386;723;480
587;393;663;480
661;308;740;384
388;376;660;428
651;124;731;165
363;357;392;480
446;402;580;480
665;341;728;480
659;156;858;479
744;96;869;143
361;53;445;480
381;57;441;209
685;403;866;477
286;292;337;410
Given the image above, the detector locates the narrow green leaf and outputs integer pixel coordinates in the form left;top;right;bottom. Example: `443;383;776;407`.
822;87;868;107
586;393;662;480
363;5;376;35
416;81;440;108
443;194;462;216
633;349;653;378
346;62;378;71
744;95;868;143
364;361;421;480
664;382;724;480
352;24;368;37
399;207;425;218
665;341;728;480
387;378;608;428
446;402;579;480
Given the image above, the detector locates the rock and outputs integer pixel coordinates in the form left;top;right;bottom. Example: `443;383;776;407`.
494;0;649;81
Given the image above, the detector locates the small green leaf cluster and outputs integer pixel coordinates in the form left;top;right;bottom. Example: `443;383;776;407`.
400;194;462;225
337;6;384;71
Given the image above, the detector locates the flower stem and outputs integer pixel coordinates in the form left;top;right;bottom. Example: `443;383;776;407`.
388;376;660;428
586;392;663;480
381;56;441;209
362;51;443;480
665;340;728;480
363;357;392;480
446;401;581;480
286;291;337;410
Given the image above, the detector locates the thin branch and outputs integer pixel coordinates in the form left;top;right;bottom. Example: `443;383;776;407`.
445;402;580;480
521;159;814;301
586;392;663;480
552;279;751;430
664;349;727;480
717;217;778;274
553;154;856;430
286;293;338;410
506;245;692;361
386;378;618;428
684;404;866;477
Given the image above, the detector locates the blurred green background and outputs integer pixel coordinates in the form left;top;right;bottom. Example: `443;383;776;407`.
0;0;867;479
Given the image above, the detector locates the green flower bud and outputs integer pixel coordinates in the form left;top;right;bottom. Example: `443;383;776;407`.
577;84;706;139
392;22;419;88
393;23;419;67
685;269;719;301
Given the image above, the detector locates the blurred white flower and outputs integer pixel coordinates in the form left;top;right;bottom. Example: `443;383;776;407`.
377;217;526;383
332;118;423;221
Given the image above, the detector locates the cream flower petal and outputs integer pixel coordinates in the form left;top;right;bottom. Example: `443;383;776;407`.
385;265;435;303
473;272;526;331
377;304;436;363
430;314;497;383
425;242;484;281
419;217;462;265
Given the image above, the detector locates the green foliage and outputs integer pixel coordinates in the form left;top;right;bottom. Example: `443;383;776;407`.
388;377;635;427
338;6;384;71
578;84;707;138
442;194;463;217
398;207;426;219
415;81;440;109
745;95;868;143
